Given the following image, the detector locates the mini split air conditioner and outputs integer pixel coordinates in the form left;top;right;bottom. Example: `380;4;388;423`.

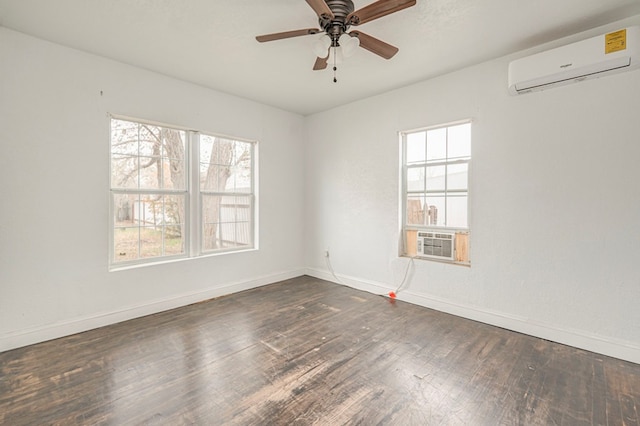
416;231;455;261
508;26;640;95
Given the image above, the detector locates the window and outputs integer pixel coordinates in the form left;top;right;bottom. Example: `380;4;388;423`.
110;117;256;268
401;120;470;263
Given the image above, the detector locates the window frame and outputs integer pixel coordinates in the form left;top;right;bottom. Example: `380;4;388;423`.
109;115;257;270
400;119;471;264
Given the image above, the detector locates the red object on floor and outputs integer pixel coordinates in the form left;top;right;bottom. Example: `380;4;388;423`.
389;291;396;299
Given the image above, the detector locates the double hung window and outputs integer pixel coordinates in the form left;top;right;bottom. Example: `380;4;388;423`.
109;117;256;268
401;120;471;263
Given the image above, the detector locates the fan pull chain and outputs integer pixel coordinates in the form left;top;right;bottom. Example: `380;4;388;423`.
333;47;338;83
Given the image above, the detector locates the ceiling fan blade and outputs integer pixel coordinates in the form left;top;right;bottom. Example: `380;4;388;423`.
305;0;335;19
256;28;321;43
347;0;416;26
313;56;329;70
349;31;399;59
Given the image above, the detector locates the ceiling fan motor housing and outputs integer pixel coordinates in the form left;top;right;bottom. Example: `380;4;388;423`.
320;0;355;43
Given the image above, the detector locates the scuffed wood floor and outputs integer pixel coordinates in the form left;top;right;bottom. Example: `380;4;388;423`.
1;276;639;425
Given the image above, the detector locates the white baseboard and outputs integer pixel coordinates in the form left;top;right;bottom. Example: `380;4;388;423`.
305;267;640;365
5;266;638;365
0;268;306;353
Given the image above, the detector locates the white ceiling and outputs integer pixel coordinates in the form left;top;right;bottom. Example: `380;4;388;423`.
1;0;640;115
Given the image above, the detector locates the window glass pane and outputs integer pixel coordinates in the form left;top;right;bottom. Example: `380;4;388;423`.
447;163;468;191
446;195;468;228
233;195;252;223
426;128;447;161
113;193;138;225
201;164;223;192
111;120;139;156
136;194;162;225
138;156;161;190
112;193;186;263
235;222;252;247
113;192;141;262
200;135;214;158
220;195;237;223
407;166;425;192
220;222;236;248
139;226;163;259
226;173;239;192
202;194;223;251
112;126;185;191
425;195;445;226
164;225;184;256
448;123;471;159
202;224;220;251
132;128;186;190
406;196;425;225
219;221;251;249
426;165;446;191
114;227;139;262
161;129;186;190
111;155;139;189
163;194;185;226
138;125;161;157
229;142;253;193
406;132;426;163
200;138;253;193
199;135;216;190
217;196;253;249
165;161;186;189
162;161;169;189
201;136;235;192
207;194;252;249
161;128;186;161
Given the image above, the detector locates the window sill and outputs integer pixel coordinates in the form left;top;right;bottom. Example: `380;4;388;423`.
400;254;471;267
109;247;258;272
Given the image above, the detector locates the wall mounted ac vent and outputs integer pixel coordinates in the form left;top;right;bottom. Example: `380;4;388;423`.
508;26;640;95
417;231;455;261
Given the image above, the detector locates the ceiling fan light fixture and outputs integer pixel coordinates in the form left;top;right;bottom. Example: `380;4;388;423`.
313;35;332;57
339;33;360;57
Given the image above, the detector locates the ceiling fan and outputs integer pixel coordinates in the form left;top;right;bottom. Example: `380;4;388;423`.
256;0;416;78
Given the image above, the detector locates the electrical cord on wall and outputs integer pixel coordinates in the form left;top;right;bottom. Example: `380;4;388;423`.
323;248;415;299
388;256;415;299
324;250;344;285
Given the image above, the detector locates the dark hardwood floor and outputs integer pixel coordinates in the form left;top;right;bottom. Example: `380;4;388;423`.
1;275;639;425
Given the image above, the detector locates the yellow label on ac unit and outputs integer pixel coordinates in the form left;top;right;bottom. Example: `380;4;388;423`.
605;29;627;54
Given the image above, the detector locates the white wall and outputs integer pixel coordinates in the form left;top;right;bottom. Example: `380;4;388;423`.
0;27;306;351
304;18;640;363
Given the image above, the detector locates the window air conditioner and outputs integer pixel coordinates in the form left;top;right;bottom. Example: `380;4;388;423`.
416;231;455;261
